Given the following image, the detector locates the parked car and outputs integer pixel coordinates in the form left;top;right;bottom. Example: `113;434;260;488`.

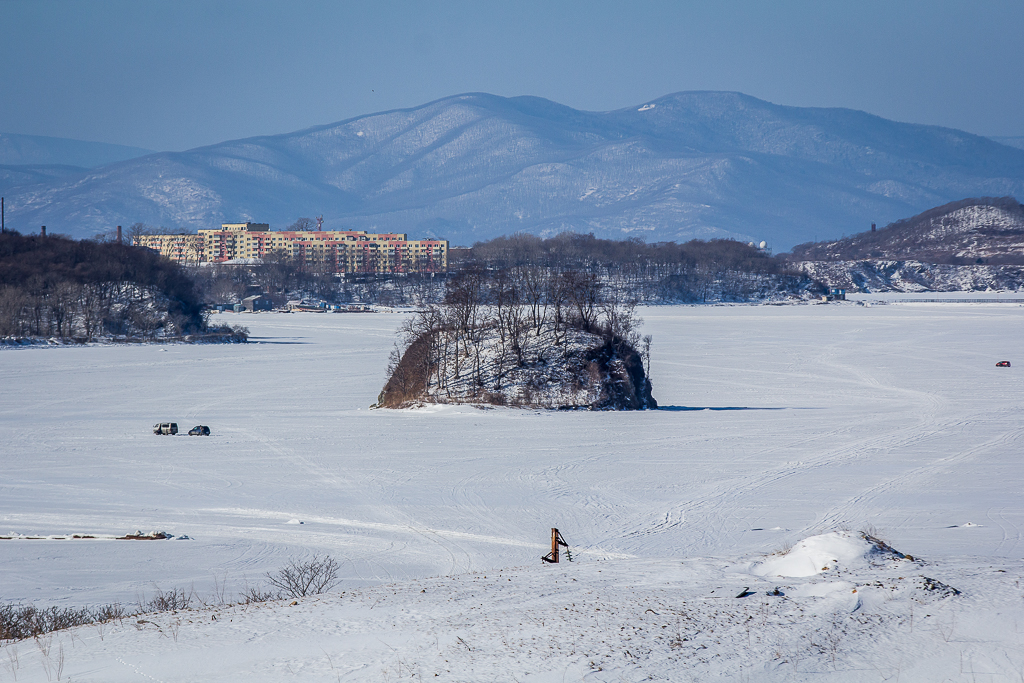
153;422;178;435
996;360;1011;367
188;425;211;436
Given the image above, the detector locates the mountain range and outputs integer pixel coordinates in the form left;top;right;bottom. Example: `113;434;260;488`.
1;92;1023;250
0;132;154;201
0;132;153;168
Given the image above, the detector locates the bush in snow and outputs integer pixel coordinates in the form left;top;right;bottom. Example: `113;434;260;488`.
265;555;342;599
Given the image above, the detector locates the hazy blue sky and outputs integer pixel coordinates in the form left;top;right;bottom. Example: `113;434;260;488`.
2;0;1021;151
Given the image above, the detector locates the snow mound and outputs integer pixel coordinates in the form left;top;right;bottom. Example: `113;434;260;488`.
751;531;912;578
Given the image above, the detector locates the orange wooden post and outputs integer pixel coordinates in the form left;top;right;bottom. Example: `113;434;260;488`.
543;527;565;563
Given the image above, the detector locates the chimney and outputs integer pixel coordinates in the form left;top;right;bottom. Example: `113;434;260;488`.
41;226;46;237
871;223;876;232
117;225;123;243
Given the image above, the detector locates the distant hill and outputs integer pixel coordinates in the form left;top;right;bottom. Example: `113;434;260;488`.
785;197;1024;265
3;92;1024;249
0;132;153;168
992;136;1024;151
0;163;91;197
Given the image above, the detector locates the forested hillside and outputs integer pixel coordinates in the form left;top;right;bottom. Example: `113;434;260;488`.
0;231;241;341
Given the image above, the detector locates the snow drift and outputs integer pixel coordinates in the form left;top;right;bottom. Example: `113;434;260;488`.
749;531;914;578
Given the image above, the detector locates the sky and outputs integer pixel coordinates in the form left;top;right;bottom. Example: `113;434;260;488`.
1;0;1022;152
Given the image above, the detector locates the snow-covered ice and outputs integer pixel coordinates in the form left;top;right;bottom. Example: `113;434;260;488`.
2;303;1023;680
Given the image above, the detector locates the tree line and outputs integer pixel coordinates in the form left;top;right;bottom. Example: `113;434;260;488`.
454;232;816;303
0;231;232;341
185;253;448;308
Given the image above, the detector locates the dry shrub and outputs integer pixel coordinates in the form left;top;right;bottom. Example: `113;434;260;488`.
265;555;341;598
0;604;106;640
240;586;277;605
143;587;193;612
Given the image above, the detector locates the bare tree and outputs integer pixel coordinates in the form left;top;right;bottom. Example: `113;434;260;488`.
127;223;153;245
0;286;29;336
561;270;601;329
548;269;569;346
265;555;341;598
599;297;641;349
445;268;487;385
186;236;205;266
288;217;316;232
517;265;547;335
47;282;81;338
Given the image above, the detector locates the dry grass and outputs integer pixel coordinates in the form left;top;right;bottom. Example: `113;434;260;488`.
1;555;344;642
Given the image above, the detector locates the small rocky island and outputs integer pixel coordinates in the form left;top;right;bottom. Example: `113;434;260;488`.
377;271;656;410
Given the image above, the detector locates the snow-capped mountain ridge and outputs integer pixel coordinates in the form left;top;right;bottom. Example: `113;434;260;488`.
3;92;1024;248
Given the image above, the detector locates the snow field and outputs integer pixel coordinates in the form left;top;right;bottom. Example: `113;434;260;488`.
2;544;1022;681
2;303;1024;680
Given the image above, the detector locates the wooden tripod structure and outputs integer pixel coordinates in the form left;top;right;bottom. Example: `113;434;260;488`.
541;528;570;563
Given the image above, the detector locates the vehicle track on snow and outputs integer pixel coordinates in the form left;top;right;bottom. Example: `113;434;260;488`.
816;416;1024;546
616;340;956;556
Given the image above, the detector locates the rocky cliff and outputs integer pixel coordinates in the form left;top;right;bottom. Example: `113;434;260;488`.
378;322;656;411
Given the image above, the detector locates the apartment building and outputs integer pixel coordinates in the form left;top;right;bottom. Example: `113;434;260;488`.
136;222;448;273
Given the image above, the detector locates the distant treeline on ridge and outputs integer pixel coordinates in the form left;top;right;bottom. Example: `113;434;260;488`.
454;232;817;303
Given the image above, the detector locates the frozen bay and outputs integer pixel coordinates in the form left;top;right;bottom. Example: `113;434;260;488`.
2;303;1021;606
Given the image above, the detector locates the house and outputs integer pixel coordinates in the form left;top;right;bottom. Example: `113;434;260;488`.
241;294;274;312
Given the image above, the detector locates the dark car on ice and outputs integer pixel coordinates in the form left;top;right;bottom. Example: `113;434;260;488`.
188;425;211;436
996;360;1011;367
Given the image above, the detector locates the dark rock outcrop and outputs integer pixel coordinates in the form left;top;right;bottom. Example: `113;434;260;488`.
378;323;656;411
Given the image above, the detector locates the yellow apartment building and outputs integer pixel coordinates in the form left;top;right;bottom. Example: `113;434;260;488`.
136;222;448;273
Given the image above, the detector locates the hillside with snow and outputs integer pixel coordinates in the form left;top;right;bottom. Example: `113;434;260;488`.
796;259;1024;293
787;197;1024;292
3;92;1024;248
788;197;1024;265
